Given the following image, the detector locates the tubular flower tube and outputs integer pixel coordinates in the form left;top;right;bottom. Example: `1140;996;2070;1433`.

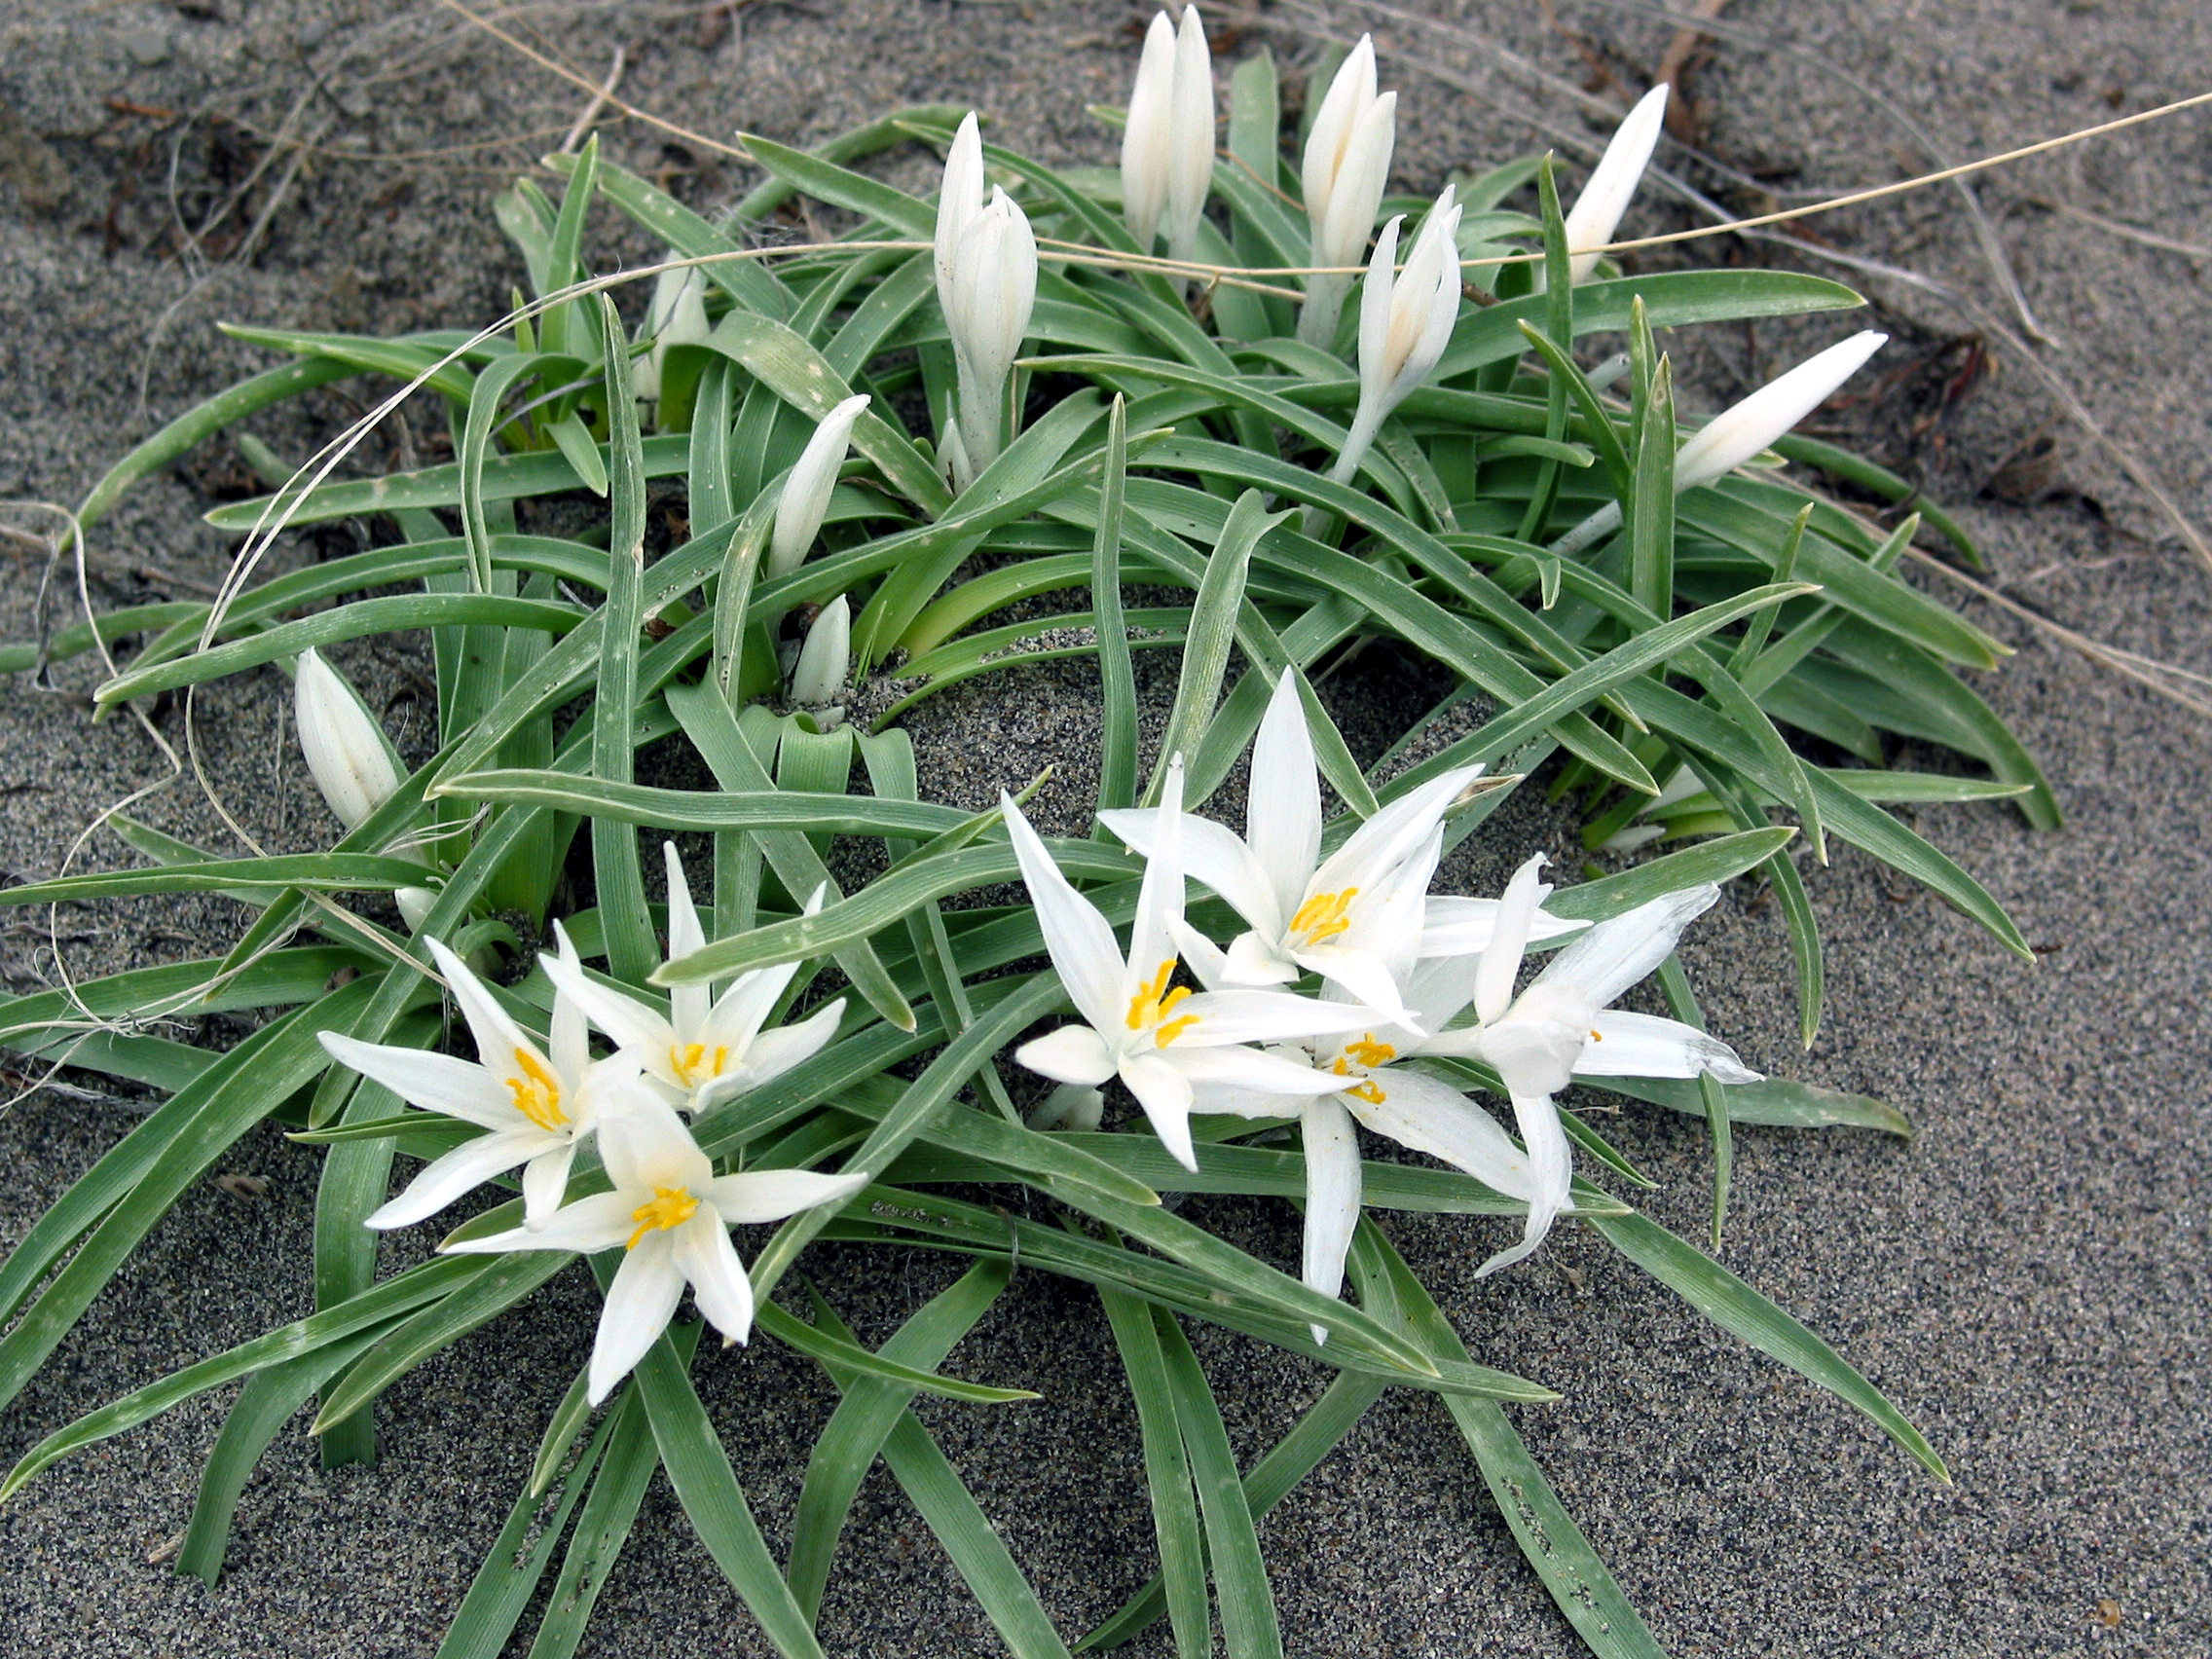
1003;757;1372;1170
1327;185;1465;491
934;115;1037;483
444;1093;869;1403
1102;674;1579;1025
320;936;646;1231
1556;83;1672;286
541;842;847;1116
1550;329;1890;557
634;259;710;403
294;646;437;927
768;394;870;579
789;593;851;716
1297;35;1396;348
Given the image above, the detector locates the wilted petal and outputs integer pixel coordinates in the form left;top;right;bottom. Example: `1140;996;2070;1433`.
589;1231;686;1404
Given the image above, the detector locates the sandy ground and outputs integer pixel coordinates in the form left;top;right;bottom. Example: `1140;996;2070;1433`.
2;1;2210;1655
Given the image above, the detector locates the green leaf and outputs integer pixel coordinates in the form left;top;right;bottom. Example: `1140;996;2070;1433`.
1150;490;1278;803
1095;1285;1209;1659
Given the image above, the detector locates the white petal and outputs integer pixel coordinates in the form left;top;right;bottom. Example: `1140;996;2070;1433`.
769;392;870;577
1300;34;1377;228
589;1232;686;1404
1562;82;1671;284
1120;12;1177;247
1292;944;1416;1031
1575;1010;1762;1084
294;647;404;832
1340;1068;1538;1202
1530;884;1719;1011
1467;1004;1588;1099
1168;918;1235;993
1417;896;1589;958
1473;1088;1573;1278
703;956;806;1064
1356;214;1402;396
1127;757;1187;993
1166;1042;1363;1099
790;594;850;707
599;1094;713;1195
1102;809;1282;941
1002;793;1127;1033
1121;1050;1198;1170
540;944;682;1090
673;1210;756;1345
1221;930;1300;988
1311;767;1479;900
1299;1093;1362;1341
662;841;711;1042
1316;91;1395;270
550;975;590;1089
318;1031;514;1129
1247;673;1323;921
444;1191;638;1256
1163;7;1216;258
1014;1023;1118;1087
706;1166;870;1226
522;1141;578;1228
935;112;987;316
367;1125;546;1232
1175;988;1371;1046
711;998;846;1102
1674;332;1888;492
1473;852;1552;1026
425;937;535;1077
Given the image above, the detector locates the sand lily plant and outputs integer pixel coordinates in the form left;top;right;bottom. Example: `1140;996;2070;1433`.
0;24;2055;1659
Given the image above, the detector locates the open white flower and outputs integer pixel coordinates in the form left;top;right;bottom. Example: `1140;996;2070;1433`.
1297;34;1396;348
1416;854;1760;1273
768;393;869;579
1122;7;1215;264
1004;759;1370;1170
320;936;644;1231
542;842;846;1116
1550;330;1889;556
1328;184;1464;489
1557;83;1672;286
445;1093;868;1403
1102;675;1577;1025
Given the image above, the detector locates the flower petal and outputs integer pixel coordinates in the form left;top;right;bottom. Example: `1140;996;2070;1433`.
1169;918;1235;994
589;1231;686;1404
1530;884;1720;1011
599;1094;713;1195
1120;1050;1198;1170
1014;1023;1117;1087
444;1191;637;1255
1101;810;1283;943
541;939;682;1090
318;1031;513;1128
705;1166;870;1227
1248;674;1323;921
522;1140;577;1228
367;1125;546;1232
1127;757;1187;993
1221;930;1299;989
1576;1010;1762;1084
1418;896;1589;958
1300;1094;1362;1342
662;841;711;1042
704;998;846;1108
1474;1088;1573;1278
673;1210;756;1345
1339;1067;1540;1203
1166;1042;1361;1099
1294;944;1416;1031
1175;989;1372;1046
1473;852;1553;1026
425;937;535;1076
1003;793;1126;1034
1310;766;1479;901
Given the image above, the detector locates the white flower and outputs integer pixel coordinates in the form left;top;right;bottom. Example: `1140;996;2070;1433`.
934;116;1038;480
1297;35;1397;348
541;842;846;1116
320;936;645;1230
1417;854;1760;1273
768;394;869;579
789;593;850;716
1004;758;1371;1170
1558;83;1672;286
1122;8;1216;263
1551;330;1889;556
445;1093;868;1403
294;646;438;928
1102;675;1578;1025
634;259;711;403
1327;184;1463;488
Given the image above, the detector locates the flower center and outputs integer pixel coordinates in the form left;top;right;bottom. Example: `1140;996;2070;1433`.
503;1047;568;1132
1124;960;1198;1048
670;1042;732;1088
1288;887;1358;946
1328;1035;1392;1107
626;1185;700;1248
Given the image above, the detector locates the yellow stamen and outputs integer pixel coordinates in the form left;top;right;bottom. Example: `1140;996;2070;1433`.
1288;887;1358;945
626;1185;700;1249
669;1042;732;1088
1590;1029;1604;1042
1347;1079;1386;1106
504;1047;568;1132
1345;1033;1396;1068
1124;960;1199;1048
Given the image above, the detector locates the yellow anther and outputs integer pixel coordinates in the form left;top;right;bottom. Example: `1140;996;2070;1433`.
626;1185;700;1249
1345;1034;1396;1068
1590;1029;1604;1042
1288;887;1358;945
1124;960;1198;1046
1347;1079;1386;1106
504;1047;568;1132
669;1042;731;1088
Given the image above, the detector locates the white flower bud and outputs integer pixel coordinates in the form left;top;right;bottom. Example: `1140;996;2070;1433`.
1549;330;1889;556
945;186;1038;474
635;258;710;402
1558;83;1672;286
1026;1083;1106;1133
938;422;973;494
1329;185;1462;488
790;594;851;711
1163;8;1216;265
295;647;404;833
396;886;439;933
1298;36;1396;347
1121;13;1178;251
934;114;988;327
769;393;870;578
